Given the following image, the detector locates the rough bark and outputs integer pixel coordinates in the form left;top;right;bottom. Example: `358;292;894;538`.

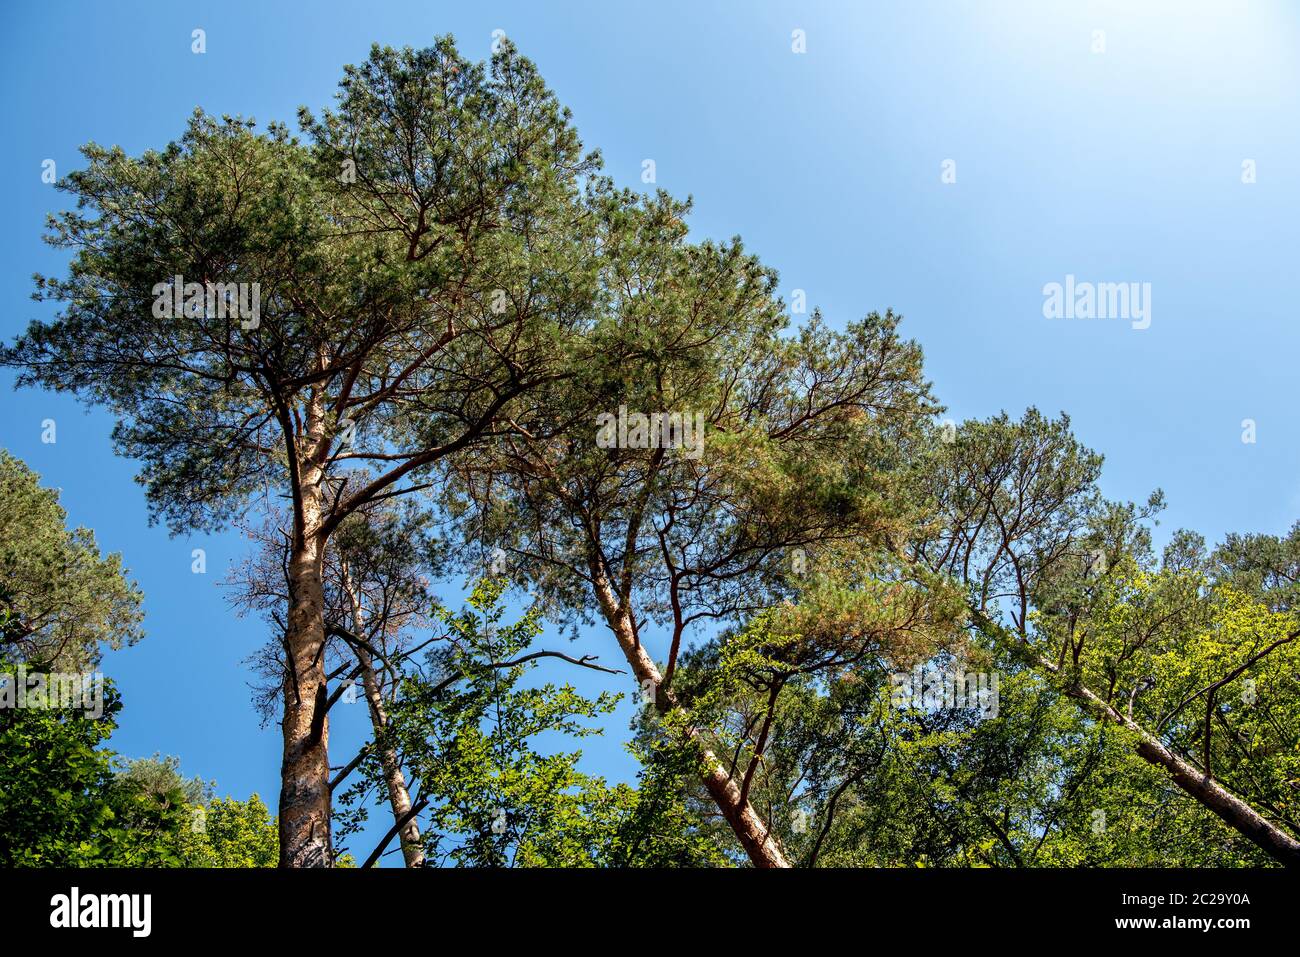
278;497;332;867
589;570;791;867
278;392;334;868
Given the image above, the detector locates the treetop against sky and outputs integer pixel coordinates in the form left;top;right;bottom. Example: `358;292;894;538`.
1;1;1298;868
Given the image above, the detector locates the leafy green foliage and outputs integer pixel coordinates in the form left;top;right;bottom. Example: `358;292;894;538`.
3;32;1295;870
340;579;724;866
0;661;288;867
184;795;280;868
0;668;185;865
0;450;144;670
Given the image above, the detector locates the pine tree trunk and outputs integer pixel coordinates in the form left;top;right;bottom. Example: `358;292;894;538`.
1062;666;1300;867
590;571;791;867
340;567;425;867
279;519;332;867
278;393;334;868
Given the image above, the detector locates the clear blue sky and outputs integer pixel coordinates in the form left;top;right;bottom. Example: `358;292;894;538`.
3;1;1298;863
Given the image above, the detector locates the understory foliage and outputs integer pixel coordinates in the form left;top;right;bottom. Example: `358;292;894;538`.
0;664;278;867
337;579;726;867
0;456;278;868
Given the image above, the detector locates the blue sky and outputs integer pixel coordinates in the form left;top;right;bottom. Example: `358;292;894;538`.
2;1;1298;863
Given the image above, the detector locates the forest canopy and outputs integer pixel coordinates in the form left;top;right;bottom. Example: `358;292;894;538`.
2;36;1296;870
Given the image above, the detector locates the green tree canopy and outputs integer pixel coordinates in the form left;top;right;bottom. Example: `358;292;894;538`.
0;449;144;671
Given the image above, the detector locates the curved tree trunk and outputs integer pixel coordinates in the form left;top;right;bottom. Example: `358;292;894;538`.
590;570;790;867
